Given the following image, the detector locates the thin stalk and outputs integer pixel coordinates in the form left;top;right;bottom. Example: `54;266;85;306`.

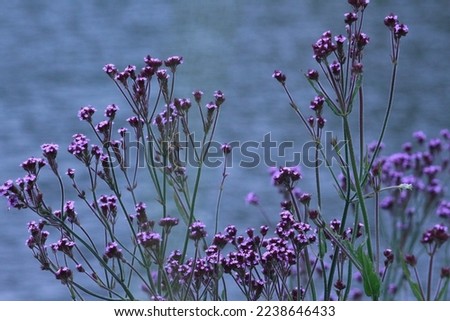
343;115;373;261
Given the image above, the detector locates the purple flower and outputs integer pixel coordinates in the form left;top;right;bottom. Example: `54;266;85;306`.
144;55;162;68
272;70;286;84
66;168;75;179
329;61;341;76
105;242;123;260
344;12;358;25
104;104;119;119
437;200;450;219
384;13;398;29
21;157;46;174
124;65;136;80
221;143;232;155
136;231;161;249
103;64;117;78
357;32;370;46
156;69;169;81
312;31;336;62
245;192;260;206
189;221;207;240
348;0;369;10
404;254;417;267
51;238;75;257
41;143;59;159
413;131;427;144
55;267;73;284
306;69;319;80
158;217;179;228
95;120;110;135
214;90;226;106
127;116;144;128
164;56;183;72
64;200;79;225
68;134;90;164
140;66;155;78
421;224;449;247
310;96;325;113
115;71;129;87
78;105;96;122
394;23;409;38
192;90;204;103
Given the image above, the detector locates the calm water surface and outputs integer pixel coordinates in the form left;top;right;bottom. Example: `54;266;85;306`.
0;1;448;300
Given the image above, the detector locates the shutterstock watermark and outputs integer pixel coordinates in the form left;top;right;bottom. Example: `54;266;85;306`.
109;131;346;169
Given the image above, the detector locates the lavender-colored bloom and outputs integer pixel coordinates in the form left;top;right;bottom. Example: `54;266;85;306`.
124;65;136;80
41;143;59;159
394;23;409;38
55;267;73;284
413;130;426;144
306;69;319;80
212;233;228;249
437;200;450;219
348;0;369;10
384;13;398;29
421;224;449;247
310;96;325;112
144;55;162;68
272;70;286;84
440;129;450;140
103;64;117;78
344;12;358;25
189;221;207;240
221;143;232;155
164;56;183;72
95;120;110;134
140;65;155;78
104;104;119;119
127;116;144;128
329;61;341;76
105;242;123;260
205;101;218;111
115;71;129;87
20;157;46;174
380;196;395;210
245;192;259;206
356;32;370;48
214;90;226;106
136;231;161;249
312;31;336;62
66;168;75;179
158;217;179;228
192;90;204;103
225;225;237;240
428;138;442;154
78;105;96;122
64;200;79;225
51;238;75;257
404;254;417;267
423;165;441;178
156;69;169;81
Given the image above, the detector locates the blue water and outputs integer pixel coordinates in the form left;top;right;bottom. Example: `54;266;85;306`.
0;1;448;300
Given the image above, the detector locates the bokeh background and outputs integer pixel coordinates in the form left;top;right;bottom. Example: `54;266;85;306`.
0;1;448;300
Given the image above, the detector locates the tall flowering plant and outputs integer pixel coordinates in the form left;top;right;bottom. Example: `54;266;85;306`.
1;0;449;301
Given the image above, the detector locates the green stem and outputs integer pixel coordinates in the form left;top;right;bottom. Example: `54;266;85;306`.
343;116;373;261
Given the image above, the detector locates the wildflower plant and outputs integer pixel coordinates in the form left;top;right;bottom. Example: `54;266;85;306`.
1;1;449;301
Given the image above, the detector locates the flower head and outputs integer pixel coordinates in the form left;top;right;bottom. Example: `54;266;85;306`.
272;70;286;84
189;221;207;241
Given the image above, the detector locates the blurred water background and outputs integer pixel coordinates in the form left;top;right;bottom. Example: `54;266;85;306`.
0;1;448;300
